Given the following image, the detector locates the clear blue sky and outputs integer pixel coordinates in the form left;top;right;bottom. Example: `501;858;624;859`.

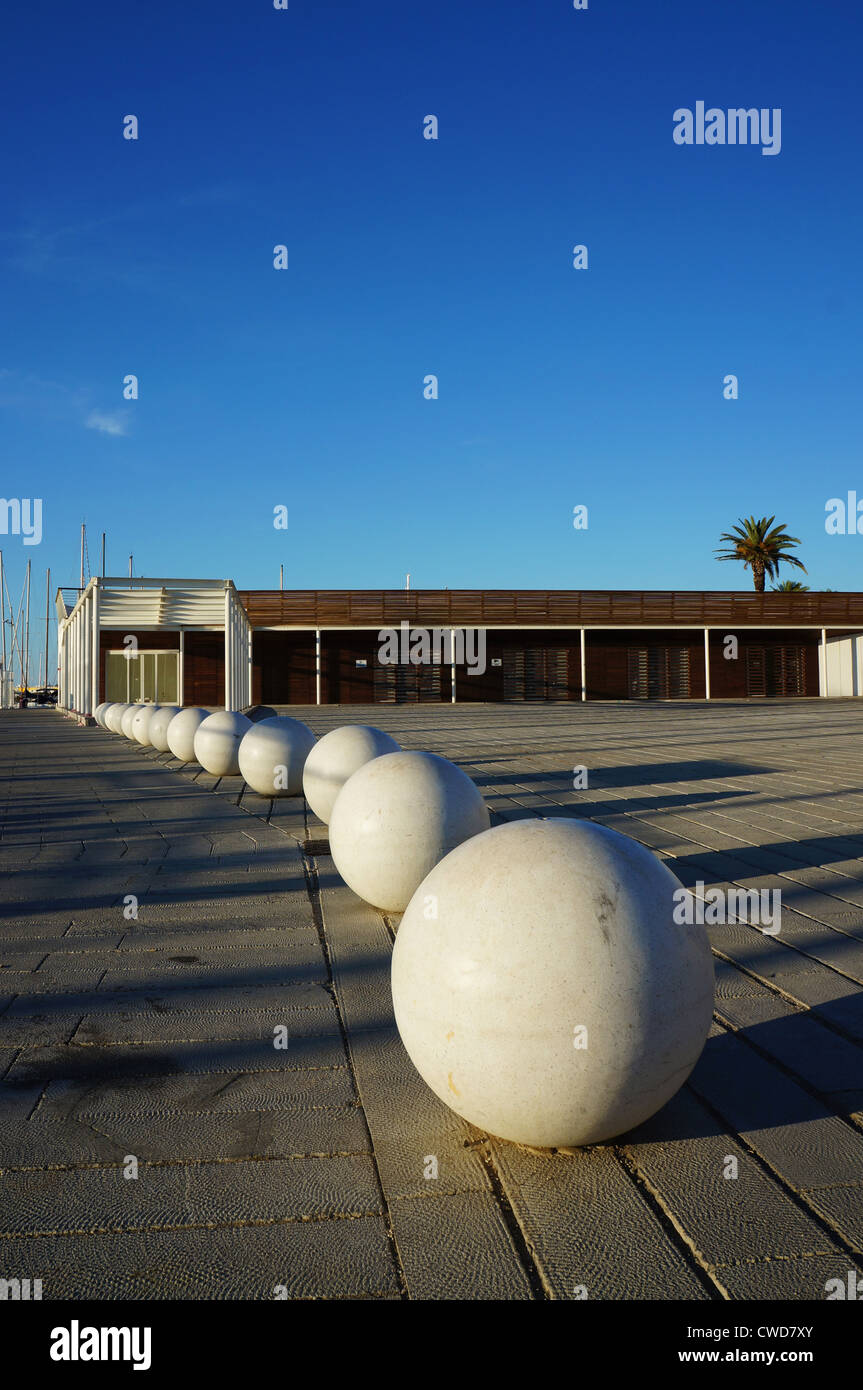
2;0;862;679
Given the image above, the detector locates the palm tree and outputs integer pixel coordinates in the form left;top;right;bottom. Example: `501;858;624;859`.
715;516;806;593
772;580;810;592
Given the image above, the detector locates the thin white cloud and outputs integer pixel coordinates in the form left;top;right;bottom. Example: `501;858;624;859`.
85;409;128;437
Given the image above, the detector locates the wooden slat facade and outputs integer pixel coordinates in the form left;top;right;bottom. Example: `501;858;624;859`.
238;589;863;629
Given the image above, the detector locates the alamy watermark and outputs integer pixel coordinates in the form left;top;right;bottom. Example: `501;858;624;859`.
378;622;486;676
0;497;42;545
673;103;781;156
825;493;863;534
673;882;781;935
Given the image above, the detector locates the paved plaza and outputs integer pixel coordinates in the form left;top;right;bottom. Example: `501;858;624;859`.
1;699;862;1300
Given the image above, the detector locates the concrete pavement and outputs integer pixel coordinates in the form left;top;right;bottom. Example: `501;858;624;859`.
1;700;862;1299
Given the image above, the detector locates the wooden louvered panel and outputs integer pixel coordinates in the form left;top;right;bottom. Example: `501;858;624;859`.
547;594;581;623
546;648;569;700
348;592;387;622
627;646;690;699
482;595;518;623
746;648;767;696
515;596;550;623
503;649;525;701
373;661;397;703
606;596;644;623
449;592;484;624
414;595;451;626
668;647;690;698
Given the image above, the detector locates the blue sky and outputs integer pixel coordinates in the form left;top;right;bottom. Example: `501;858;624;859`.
2;0;862;676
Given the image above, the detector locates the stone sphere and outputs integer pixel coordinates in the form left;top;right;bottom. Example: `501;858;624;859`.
120;705;140;739
193;710;253;777
131;704;161;746
103;704;125;733
329;751;490;912
94;702;111;727
303;724;400;824
166;707;210;763
247;705;279;723
148;705;181;752
391;818;715;1149
238;715;316;796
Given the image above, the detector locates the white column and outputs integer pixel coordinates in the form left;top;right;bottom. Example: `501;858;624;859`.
450;628;457;703
821;627;828;697
580;628;586;702
72;609;79;711
315;628;321;705
178;630;185;706
91;582;100;714
224;588;231;711
703;627;710;700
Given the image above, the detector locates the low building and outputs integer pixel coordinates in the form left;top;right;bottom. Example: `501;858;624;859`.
56;578;863;717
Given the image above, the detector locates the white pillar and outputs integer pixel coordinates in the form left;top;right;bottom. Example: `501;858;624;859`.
450;628;457;703
72;609;79;711
91;582;100;715
703;627;710;700
315;628;321;705
821;627;828;697
224;588;232;711
179;629;185;707
580;628;587;702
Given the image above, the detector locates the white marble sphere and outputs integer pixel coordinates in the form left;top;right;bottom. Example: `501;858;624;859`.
166;707;210;763
329;751;490;912
104;704;127;734
120;705;140;739
303;724;400;824
193;710;253;777
391;817;715;1149
238;715;316;796
131;704;161;746
94;702;111;727
148;705;181;752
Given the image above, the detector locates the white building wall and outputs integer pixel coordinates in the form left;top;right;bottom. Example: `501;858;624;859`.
822;634;863;695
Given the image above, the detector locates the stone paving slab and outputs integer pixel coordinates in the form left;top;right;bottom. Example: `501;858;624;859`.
0;1153;384;1236
0;1106;371;1167
37;1067;358;1117
0;1217;399;1300
3;703;863;1299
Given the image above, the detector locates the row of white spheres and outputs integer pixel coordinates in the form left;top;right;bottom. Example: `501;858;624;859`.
92;702;713;1149
310;734;712;1148
315;734;712;1148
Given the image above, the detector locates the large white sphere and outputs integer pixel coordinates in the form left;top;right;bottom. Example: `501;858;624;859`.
329;751;490;912
392;818;715;1149
131;704;161;746
104;704;128;733
303;725;400;824
193;710;253;777
120;705;140;739
166;707;210;763
148;705;181;752
94;702;111;727
238;716;316;797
